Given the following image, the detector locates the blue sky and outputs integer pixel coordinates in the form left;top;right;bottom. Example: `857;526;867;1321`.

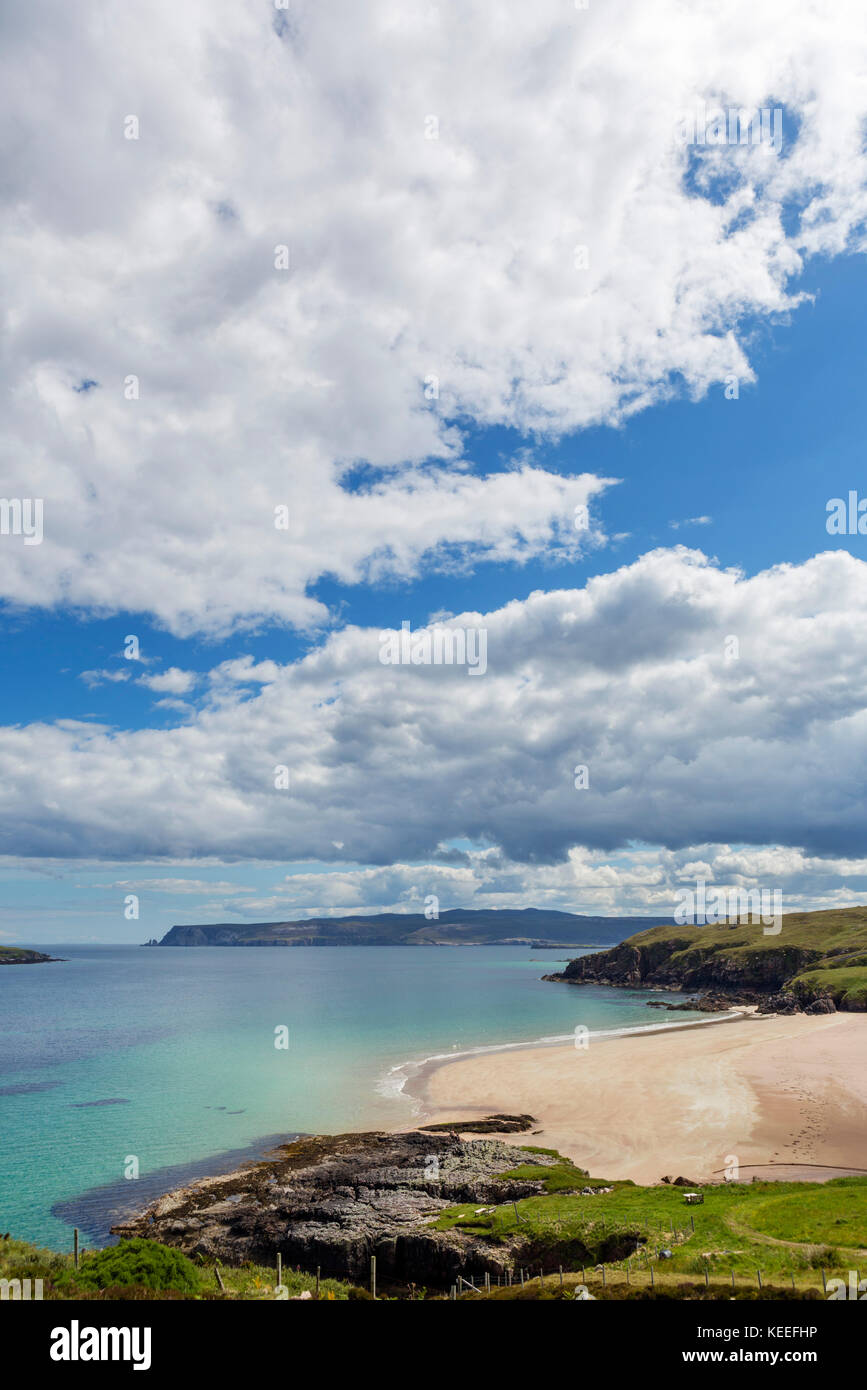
3;1;867;941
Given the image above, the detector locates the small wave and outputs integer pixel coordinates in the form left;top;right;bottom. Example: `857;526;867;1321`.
377;1011;742;1104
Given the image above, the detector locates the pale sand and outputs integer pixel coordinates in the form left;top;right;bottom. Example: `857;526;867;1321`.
412;1012;867;1184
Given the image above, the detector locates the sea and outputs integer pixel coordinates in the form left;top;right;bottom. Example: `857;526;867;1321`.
0;944;705;1250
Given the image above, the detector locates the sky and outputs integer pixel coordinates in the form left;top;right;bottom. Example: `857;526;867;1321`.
2;0;867;942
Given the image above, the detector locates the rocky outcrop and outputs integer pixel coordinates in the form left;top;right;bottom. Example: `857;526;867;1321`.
0;947;59;964
546;939;821;994
111;1129;564;1288
545;925;867;1012
419;1114;535;1134
647;991;751;1012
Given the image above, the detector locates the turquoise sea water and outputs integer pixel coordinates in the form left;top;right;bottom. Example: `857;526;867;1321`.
0;945;703;1249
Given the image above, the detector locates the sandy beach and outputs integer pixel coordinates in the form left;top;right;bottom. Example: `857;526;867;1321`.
411;1012;867;1185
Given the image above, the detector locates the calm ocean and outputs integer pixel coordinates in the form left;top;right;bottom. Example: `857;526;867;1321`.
0;945;702;1249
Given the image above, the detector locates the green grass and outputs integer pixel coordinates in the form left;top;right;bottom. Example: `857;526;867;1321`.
733;1179;867;1247
789;965;867;1009
625;905;867;961
0;1236;357;1300
434;1164;867;1291
496;1163;594;1193
494;1149;630;1194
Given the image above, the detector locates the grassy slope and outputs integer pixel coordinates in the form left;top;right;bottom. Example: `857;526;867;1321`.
561;906;867;1006
0;946;52;963
432;1148;867;1298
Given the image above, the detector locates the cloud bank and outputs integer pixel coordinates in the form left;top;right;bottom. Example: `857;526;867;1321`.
2;550;867;901
2;1;867;633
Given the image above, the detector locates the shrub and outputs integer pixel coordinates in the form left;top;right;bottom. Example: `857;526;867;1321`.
58;1239;203;1295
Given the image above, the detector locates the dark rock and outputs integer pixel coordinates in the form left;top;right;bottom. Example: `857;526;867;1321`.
757;992;802;1015
804;996;836;1014
112;1130;562;1287
655;991;746;1013
419;1113;535;1134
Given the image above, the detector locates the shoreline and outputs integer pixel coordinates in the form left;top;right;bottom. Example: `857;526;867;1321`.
401;1010;867;1185
387;1006;752;1110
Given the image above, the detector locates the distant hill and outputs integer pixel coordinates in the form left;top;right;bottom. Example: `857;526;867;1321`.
156;908;667;949
545;906;867;1011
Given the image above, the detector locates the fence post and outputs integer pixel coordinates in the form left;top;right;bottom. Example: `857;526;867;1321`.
757;1268;762;1290
316;1265;321;1297
73;1229;79;1269
821;1268;827;1293
370;1255;376;1300
276;1252;282;1289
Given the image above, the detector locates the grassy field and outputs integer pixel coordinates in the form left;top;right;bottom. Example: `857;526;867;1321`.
433;1148;867;1298
624;905;867;961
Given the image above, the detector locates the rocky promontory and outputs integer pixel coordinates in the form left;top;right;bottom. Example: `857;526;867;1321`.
112;1127;573;1287
0;946;59;964
544;907;867;1012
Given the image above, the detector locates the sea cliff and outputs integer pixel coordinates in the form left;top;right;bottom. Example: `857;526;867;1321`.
544;906;867;1011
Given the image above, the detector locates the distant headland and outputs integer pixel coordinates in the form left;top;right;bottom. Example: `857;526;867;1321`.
153;908;667;949
0;946;60;964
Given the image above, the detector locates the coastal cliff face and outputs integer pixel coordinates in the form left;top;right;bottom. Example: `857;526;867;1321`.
113;1130;566;1287
549;938;819;993
545;908;867;1011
